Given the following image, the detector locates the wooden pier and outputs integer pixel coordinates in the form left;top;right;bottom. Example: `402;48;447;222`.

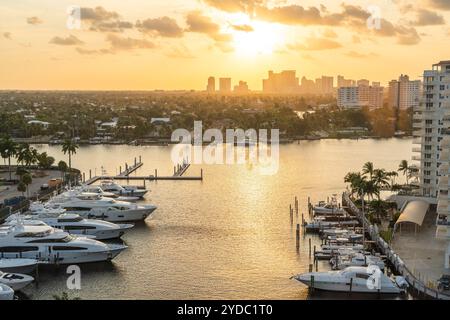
83;156;202;185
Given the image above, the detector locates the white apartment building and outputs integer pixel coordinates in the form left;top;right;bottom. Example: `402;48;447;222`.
389;75;421;110
413;61;450;264
337;85;384;109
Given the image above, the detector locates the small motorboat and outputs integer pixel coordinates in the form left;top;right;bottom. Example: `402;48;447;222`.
100;180;148;198
0;271;34;291
331;253;385;271
293;266;402;294
0;259;38;274
313;201;346;215
0;283;14;300
304;220;359;232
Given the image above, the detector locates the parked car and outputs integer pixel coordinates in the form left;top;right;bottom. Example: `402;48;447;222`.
48;178;63;188
40;183;49;191
438;275;450;291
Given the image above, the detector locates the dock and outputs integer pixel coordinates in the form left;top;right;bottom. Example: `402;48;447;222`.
82;156;202;185
342;192;450;300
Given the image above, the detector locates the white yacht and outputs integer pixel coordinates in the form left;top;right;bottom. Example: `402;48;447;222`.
305;220;359;231
46;193;157;222
79;185;140;202
0;284;14;300
0;224;127;264
313;201;346;215
0;271;34;291
100;180;148;198
331;252;385;271
294;266;402;294
0;258;38;274
13;205;134;240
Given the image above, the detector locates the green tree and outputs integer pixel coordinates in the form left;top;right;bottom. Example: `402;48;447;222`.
0;136;17;181
61;139;79;173
362;162;375;180
21;173;32;197
37;152;55;169
17;181;26;196
398;160;409;185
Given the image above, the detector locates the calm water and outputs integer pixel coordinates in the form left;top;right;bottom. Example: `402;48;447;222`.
24;138;413;300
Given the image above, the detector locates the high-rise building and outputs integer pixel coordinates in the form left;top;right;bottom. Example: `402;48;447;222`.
357;79;370;87
262;70;299;94
413;61;450;266
320;76;334;95
234;81;249;94
207;77;215;93
388;74;421;110
337;84;384;109
299;76;316;94
219;78;232;93
337;75;355;88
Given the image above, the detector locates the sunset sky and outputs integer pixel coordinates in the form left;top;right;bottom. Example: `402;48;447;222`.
1;0;450;90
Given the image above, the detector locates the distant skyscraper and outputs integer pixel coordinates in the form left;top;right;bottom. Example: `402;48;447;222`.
388;74;421;110
234;81;249;94
262;70;299;94
219;78;232;93
321;76;334;95
337;75;355;88
207;77;215;93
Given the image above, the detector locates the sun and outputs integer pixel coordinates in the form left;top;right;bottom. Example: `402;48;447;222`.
228;14;283;56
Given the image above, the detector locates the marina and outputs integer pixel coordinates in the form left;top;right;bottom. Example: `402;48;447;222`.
0;139;425;300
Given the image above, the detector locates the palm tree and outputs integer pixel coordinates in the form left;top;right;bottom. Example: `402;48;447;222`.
398;160;409;185
0;136;17;181
372;169;389;200
362;162;375;180
61;139;79;173
386;171;399;188
344;172;364;197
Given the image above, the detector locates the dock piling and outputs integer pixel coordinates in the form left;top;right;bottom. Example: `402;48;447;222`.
296;224;300;251
309;238;312;258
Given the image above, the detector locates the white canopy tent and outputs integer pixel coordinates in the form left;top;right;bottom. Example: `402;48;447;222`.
394;200;430;234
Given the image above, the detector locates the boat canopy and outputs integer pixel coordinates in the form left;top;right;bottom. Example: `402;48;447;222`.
395;200;429;227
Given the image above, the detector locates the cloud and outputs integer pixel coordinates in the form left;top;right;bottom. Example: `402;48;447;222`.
204;2;421;45
410;9;445;26
80;7;119;21
106;34;155;51
75;47;113;55
3;32;12;40
287;37;342;51
136;17;184;37
186;11;232;42
202;0;263;13
427;0;450;10
27;16;43;25
49;35;84;46
80;6;132;32
345;51;379;58
231;24;254;32
352;35;361;43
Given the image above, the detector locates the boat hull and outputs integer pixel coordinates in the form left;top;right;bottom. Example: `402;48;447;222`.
0;259;38;274
296;278;400;294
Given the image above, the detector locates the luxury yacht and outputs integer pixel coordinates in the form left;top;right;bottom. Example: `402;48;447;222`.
294;266;403;294
13;204;135;240
46;193;157;222
0;224;127;264
79;185;140;202
0;271;34;291
0;258;38;274
100;180;148;198
0;283;14;300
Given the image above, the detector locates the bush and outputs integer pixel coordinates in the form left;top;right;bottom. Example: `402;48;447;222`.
380;229;393;243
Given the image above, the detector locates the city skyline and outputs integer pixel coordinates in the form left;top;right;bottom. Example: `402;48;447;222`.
1;0;450;90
